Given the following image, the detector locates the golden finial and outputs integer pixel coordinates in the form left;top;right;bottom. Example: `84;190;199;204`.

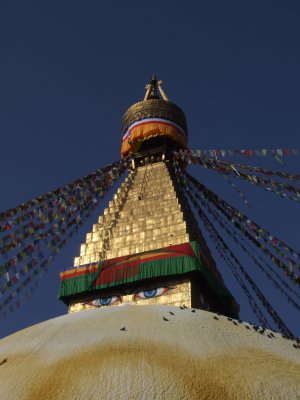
144;74;169;101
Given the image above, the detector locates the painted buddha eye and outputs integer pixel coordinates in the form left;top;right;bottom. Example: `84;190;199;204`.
86;295;122;307
133;287;171;301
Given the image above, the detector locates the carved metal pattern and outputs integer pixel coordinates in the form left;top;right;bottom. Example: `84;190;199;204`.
122;99;188;136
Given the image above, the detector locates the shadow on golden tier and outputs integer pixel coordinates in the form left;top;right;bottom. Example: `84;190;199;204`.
0;305;299;400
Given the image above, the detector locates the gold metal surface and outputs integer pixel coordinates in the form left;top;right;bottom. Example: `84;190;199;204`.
74;162;193;265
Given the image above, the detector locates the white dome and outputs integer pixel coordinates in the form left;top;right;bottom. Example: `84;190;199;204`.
0;305;299;400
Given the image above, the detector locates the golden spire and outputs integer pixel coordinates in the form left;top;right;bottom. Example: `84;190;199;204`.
144;74;169;101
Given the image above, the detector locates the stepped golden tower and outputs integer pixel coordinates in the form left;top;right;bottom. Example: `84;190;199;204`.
58;75;237;317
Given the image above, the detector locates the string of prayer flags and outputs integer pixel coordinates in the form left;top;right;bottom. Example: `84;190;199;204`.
172;160;271;328
187;170;300;265
208;235;272;328
189;182;300;312
187;173;300;285
0;157;130;233
173;150;300;296
0;157;130;315
0;193;101;300
184;151;300;181
207;218;271;327
179;170;294;336
198;204;294;337
173;160;295;337
191;157;300;203
230;173;300;204
207;160;300;193
224;161;300;181
183;156;300;202
0;157;129;251
189;148;298;159
1;200;98;311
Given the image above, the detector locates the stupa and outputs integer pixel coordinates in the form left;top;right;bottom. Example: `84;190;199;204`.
58;75;238;318
0;76;299;400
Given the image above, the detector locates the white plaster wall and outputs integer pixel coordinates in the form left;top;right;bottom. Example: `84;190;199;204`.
0;305;299;400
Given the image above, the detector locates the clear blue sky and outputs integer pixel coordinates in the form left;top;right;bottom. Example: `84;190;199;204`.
0;1;299;338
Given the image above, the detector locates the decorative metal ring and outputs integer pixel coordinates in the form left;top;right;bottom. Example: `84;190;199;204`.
122;99;188;136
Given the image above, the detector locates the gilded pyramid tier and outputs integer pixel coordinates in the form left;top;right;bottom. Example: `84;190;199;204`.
74;162;191;266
